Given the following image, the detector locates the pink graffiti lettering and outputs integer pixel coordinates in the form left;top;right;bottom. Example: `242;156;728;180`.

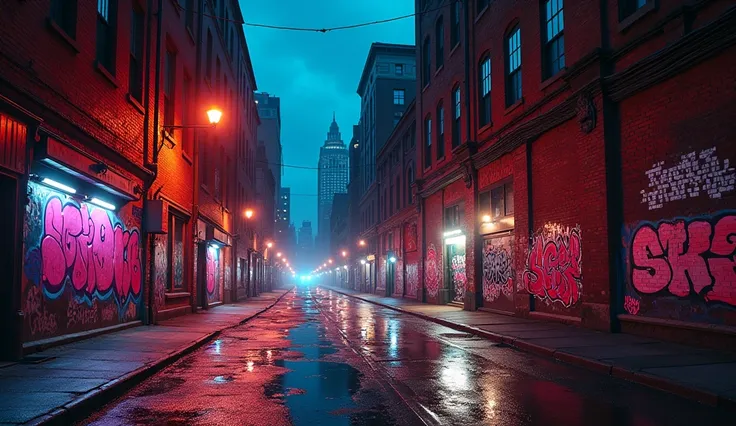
206;247;216;294
24;285;58;336
67;299;99;328
40;197;141;301
101;304;116;322
623;295;640;315
483;237;514;302
451;254;466;303
630;213;736;306
523;225;582;307
425;244;441;298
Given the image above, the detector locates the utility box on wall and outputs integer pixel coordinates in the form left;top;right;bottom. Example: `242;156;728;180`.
145;199;168;234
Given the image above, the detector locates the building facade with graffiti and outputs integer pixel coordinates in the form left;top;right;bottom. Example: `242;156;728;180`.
0;1;270;360
401;0;736;349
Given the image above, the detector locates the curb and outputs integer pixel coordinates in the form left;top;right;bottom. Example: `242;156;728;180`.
323;286;735;410
25;288;294;426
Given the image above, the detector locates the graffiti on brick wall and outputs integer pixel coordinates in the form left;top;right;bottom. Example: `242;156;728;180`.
641;147;735;211
483;237;514;302
523;224;582;307
627;212;735;314
451;254;466;303
154;235;167;310
206;247;217;295
406;261;419;298
425;244;441;298
22;183;141;339
404;224;418;252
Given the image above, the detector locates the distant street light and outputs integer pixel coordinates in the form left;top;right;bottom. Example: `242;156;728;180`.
341;250;347;257
358;240;366;247
244;209;254;219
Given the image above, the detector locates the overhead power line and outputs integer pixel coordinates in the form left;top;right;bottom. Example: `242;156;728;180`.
257;160;383;171
173;1;454;33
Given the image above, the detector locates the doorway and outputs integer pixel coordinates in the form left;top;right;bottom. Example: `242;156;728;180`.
386;258;395;296
445;234;467;305
0;174;18;359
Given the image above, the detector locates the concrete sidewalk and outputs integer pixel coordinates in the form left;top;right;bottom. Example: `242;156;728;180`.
0;288;292;425
321;285;736;410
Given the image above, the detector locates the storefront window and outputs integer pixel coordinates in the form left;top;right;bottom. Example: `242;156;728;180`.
168;214;186;290
480;181;514;221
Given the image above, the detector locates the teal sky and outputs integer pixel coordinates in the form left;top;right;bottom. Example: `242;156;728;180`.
241;0;415;239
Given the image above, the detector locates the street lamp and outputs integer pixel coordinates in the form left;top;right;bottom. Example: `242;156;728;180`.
358;240;366;247
244;209;254;219
341;250;347;258
276;252;282;257
161;108;222;152
267;242;273;248
328;259;333;264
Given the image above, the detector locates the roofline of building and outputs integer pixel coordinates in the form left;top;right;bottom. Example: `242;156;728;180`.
356;42;416;96
232;1;258;90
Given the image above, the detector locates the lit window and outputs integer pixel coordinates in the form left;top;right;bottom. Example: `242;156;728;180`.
543;0;565;79
506;27;522;106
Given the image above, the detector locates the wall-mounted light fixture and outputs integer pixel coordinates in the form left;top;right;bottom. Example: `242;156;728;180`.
41;177;77;194
90;197;116;211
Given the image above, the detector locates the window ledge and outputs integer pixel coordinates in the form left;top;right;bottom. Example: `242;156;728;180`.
474;6;489;23
95;61;119;88
169;0;182;15
540;68;568;90
478;122;493;135
182;151;193;165
165;291;190;300
422;83;431;93
434;65;444;76
504;98;524;115
127;93;145;114
618;1;657;33
164;131;177;148
450;43;461;58
186;27;196;45
47;18;80;53
436;155;446;163
201;184;210;194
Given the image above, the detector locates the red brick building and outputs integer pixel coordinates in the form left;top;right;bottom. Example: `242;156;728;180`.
0;0;263;359
411;0;735;348
376;101;419;298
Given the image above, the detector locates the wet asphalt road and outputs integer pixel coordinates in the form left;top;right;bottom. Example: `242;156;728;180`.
82;285;733;426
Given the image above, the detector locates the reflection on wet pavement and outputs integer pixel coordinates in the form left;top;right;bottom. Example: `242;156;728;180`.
82;286;733;426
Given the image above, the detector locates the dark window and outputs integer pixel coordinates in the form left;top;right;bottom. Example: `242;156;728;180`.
129;6;144;102
479;182;514;221
168;214;186;290
183;74;192;154
452;87;461;148
164;48;176;129
477;0;489;14
542;0;565;79
185;0;195;31
444;205;462;229
50;0;77;38
424;115;432;169
506;27;522;106
435;17;444;69
422;37;431;87
206;30;213;81
393;89;405;105
436;103;445;159
396;177;401;209
96;0;117;72
395;64;404;75
389;184;394;215
620;0;649;20
479;57;491;126
451;1;460;47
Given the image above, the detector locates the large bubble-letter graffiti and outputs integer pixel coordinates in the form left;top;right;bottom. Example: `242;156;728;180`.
425;244;440;298
483;237;514;303
523;224;582;307
23;183;142;339
629;213;736;308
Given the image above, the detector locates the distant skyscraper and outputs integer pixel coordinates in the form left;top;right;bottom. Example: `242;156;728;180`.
317;114;349;250
298;221;314;251
255;92;283;216
276;187;290;231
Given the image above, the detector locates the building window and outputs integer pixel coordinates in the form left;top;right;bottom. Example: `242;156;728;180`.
424;115;432;169
506;27;522;106
50;0;77;38
185;0;195;31
435;17;444;69
393;89;405;105
395;64;404;75
451;1;460;47
477;0;489;14
543;0;565;79
479;182;514;221
206;30;213;82
479;57;491;127
452;86;461;148
129;5;144;103
422;37;431;87
168;214;186;290
620;0;650;20
96;0;117;73
183;74;192;155
407;167;414;205
164;48;176;131
444;205;462;229
396;177;401;209
436;103;445;159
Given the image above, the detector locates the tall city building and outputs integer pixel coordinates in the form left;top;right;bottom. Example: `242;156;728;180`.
317;114;349;250
297;221;314;251
255;92;283;217
277;187;290;232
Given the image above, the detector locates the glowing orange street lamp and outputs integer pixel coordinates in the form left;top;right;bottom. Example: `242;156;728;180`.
341;250;347;258
206;108;223;125
267;242;273;248
358;240;366;247
328;259;333;264
276;252;282;257
244;209;254;219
